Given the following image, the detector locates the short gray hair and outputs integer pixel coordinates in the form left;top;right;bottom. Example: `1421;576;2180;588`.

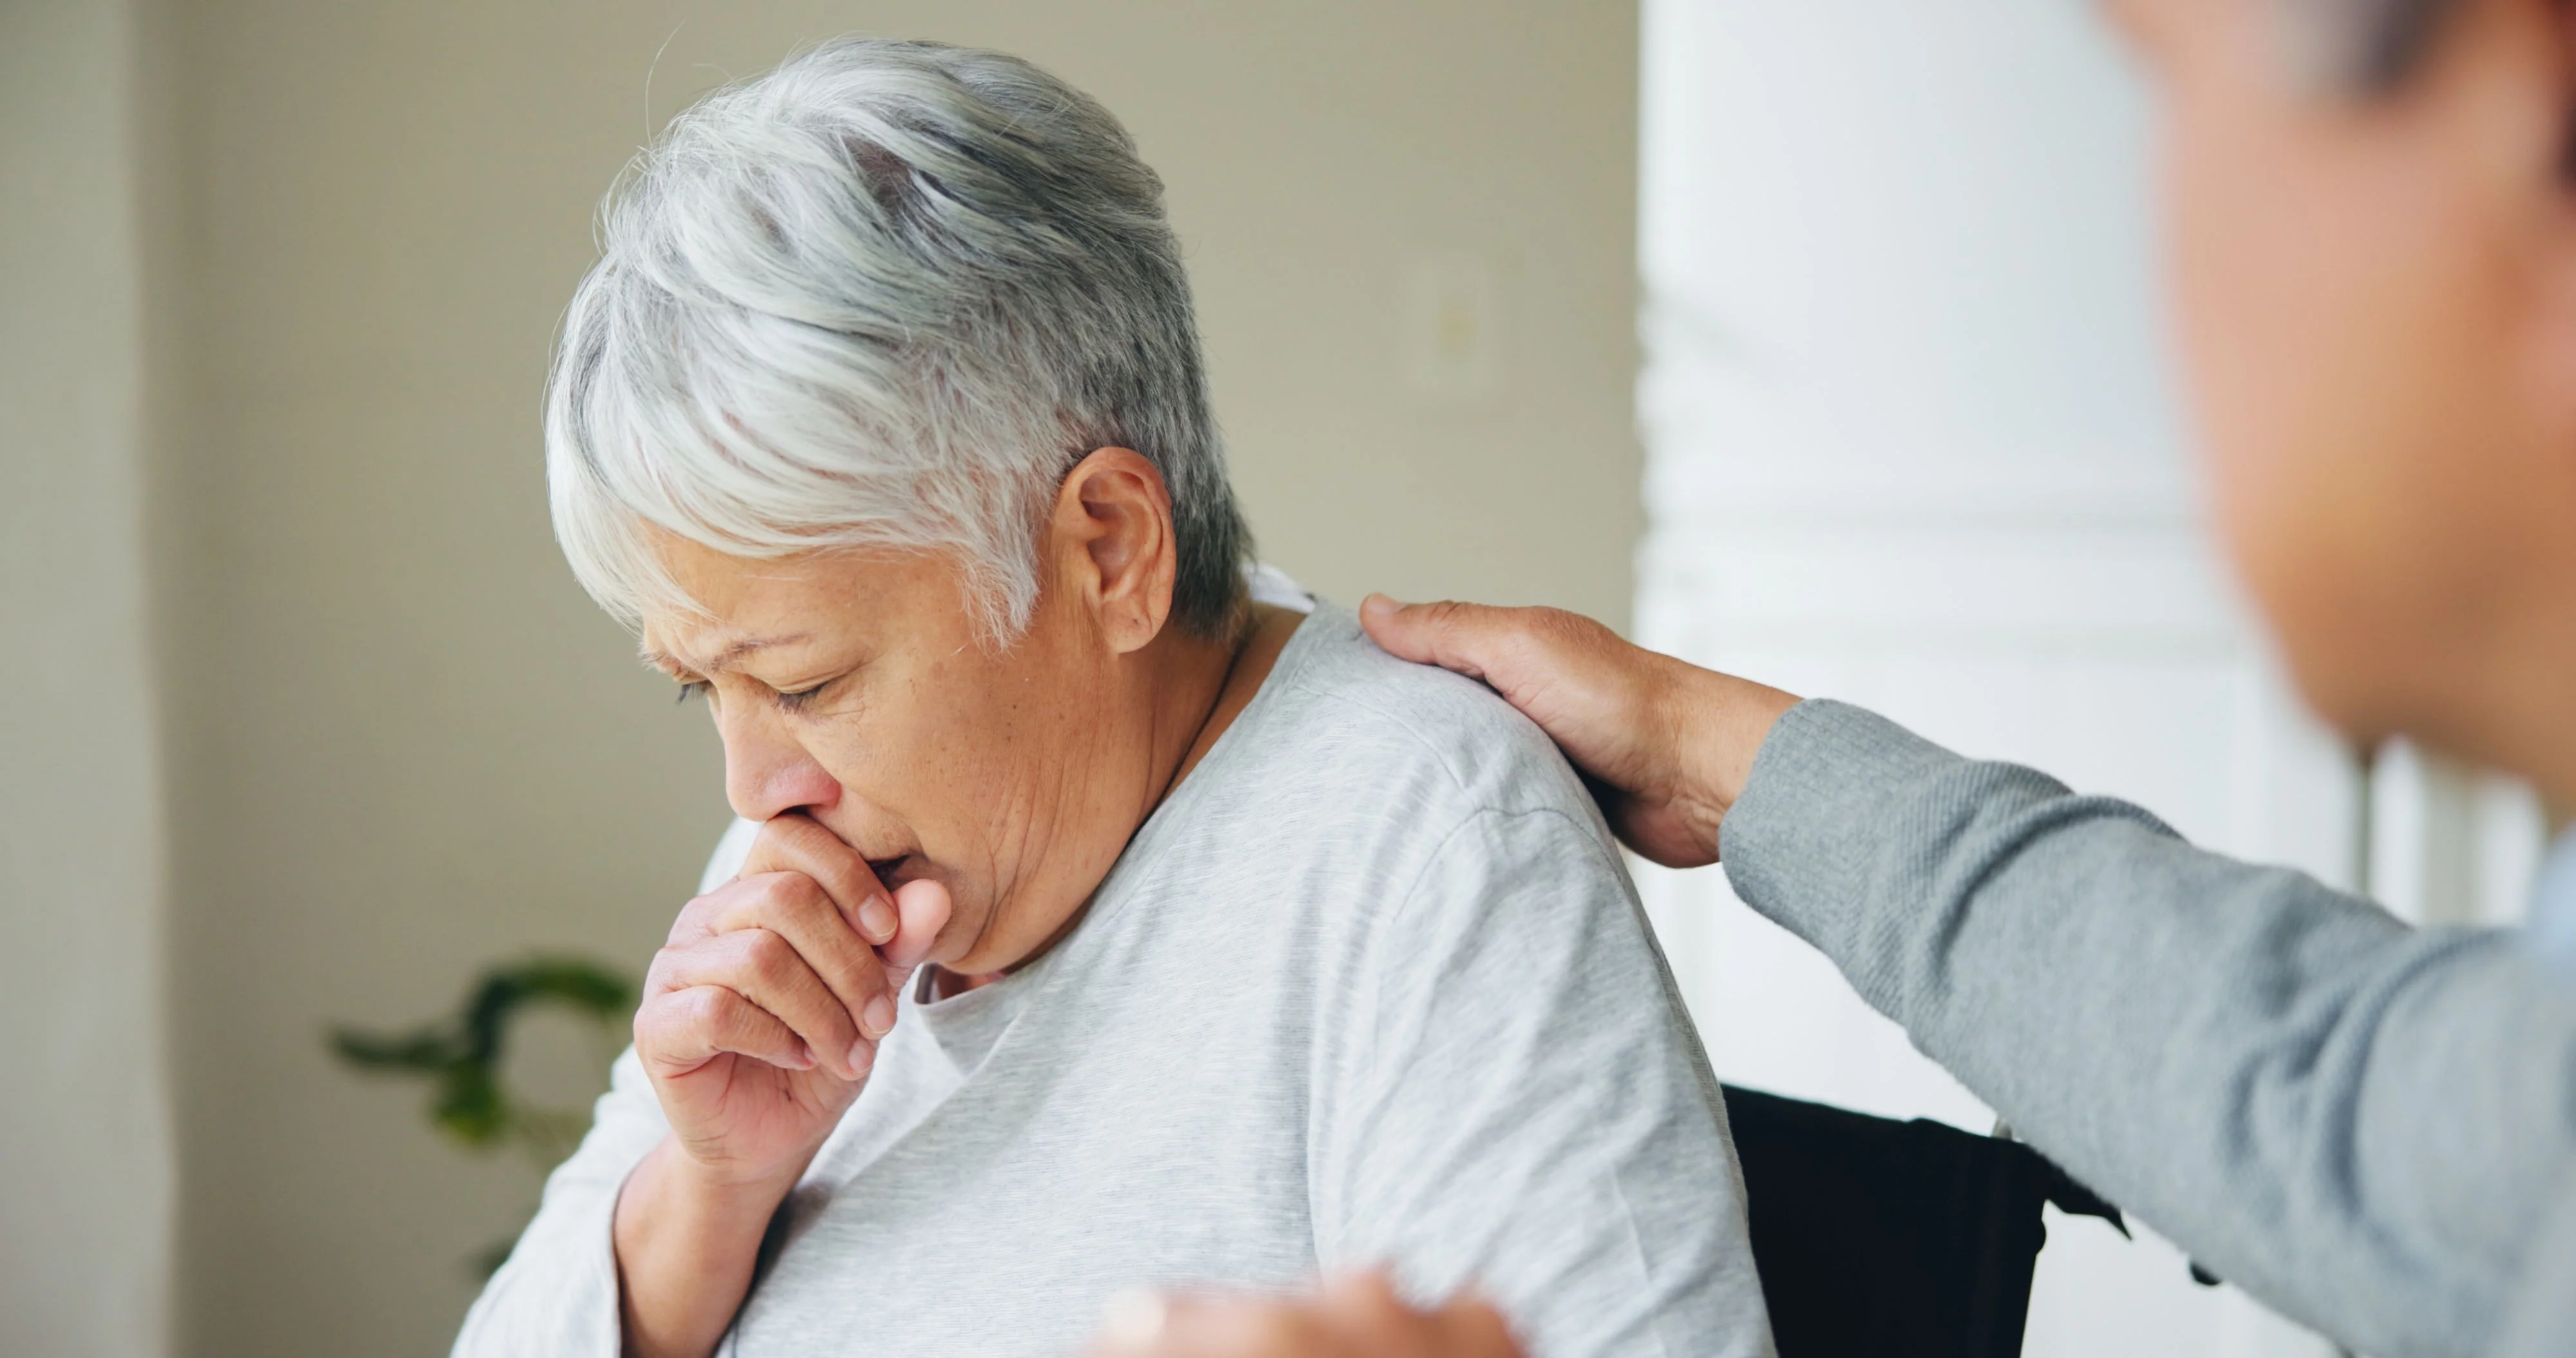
545;37;1249;645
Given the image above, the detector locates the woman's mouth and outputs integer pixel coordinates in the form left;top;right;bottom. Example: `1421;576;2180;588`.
867;854;914;887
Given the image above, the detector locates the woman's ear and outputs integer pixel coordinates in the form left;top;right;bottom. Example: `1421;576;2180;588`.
1052;448;1179;654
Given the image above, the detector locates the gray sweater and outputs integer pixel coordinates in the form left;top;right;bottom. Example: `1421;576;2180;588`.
1722;701;2576;1358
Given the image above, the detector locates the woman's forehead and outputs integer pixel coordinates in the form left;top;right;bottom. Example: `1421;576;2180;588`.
639;546;823;670
639;627;815;677
636;543;964;672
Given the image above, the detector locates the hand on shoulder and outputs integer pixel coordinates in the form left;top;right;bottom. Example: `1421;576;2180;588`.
1358;596;1800;867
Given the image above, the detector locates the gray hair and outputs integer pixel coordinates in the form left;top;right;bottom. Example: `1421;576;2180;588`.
545;37;1249;645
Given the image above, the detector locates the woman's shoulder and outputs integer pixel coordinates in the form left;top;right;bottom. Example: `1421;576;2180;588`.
1247;601;1600;825
1115;599;1634;977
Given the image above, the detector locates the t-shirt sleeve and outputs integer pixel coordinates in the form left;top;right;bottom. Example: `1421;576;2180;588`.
1310;806;1775;1358
449;1046;669;1358
453;826;746;1357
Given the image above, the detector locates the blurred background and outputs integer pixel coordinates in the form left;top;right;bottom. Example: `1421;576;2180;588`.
0;1;2552;1356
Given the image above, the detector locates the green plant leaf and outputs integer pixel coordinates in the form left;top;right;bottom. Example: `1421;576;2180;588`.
330;954;641;1280
327;955;639;1152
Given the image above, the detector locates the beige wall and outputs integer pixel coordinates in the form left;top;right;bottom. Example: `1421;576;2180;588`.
0;1;176;1354
119;3;1638;1354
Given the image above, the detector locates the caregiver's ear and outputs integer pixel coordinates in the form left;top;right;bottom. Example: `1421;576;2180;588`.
1054;447;1179;654
2496;0;2576;439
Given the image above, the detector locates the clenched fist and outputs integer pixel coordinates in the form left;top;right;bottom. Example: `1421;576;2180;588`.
616;812;950;1358
634;811;949;1185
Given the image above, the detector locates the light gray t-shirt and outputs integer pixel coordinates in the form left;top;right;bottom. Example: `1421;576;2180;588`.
453;603;1772;1358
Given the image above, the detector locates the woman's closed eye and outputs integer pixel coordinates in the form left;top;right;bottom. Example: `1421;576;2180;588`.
773;678;835;713
670;674;843;712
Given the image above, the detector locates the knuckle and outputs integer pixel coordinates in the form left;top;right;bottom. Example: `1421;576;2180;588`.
1419;599;1473;630
716;995;770;1042
741;928;797;977
1511;607;1595;666
782;872;835;915
670;986;729;1031
739;872;789;910
667;895;715;942
717;995;782;1046
752;870;829;919
1527;604;1583;642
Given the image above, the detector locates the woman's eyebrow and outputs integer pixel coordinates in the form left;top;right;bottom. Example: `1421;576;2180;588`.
638;633;812;675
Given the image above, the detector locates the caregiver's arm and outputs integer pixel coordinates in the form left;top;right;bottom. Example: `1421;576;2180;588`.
1363;597;2576;1358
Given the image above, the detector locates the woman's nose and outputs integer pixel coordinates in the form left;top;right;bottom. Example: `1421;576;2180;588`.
719;708;843;823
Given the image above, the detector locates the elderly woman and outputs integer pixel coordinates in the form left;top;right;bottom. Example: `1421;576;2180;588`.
455;38;1769;1358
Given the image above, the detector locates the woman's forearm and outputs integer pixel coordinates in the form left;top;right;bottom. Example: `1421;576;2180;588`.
614;1136;800;1358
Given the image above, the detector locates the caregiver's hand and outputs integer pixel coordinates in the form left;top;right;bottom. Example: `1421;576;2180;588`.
615;811;950;1358
1085;1274;1522;1358
1359;596;1799;867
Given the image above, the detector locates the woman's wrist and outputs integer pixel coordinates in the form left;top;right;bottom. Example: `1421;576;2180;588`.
615;1138;804;1358
669;1143;804;1214
620;1136;806;1261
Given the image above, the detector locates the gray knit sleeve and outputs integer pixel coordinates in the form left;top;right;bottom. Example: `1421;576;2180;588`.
1719;699;2576;1358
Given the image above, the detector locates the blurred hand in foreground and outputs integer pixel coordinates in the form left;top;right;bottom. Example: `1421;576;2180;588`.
1359;596;1800;867
1085;1274;1522;1358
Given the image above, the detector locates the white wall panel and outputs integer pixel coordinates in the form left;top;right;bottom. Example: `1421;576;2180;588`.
1636;2;2368;1353
0;1;175;1354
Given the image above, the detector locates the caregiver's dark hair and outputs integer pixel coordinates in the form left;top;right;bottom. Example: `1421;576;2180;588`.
2306;0;2456;91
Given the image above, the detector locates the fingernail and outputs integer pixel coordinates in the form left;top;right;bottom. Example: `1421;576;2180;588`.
862;994;896;1039
848;1039;875;1077
858;896;897;943
1361;593;1406;619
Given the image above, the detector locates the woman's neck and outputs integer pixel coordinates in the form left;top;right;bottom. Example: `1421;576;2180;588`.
1160;602;1304;803
929;601;1303;998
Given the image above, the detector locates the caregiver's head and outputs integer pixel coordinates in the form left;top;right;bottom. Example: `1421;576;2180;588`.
2105;0;2576;784
544;39;1253;974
